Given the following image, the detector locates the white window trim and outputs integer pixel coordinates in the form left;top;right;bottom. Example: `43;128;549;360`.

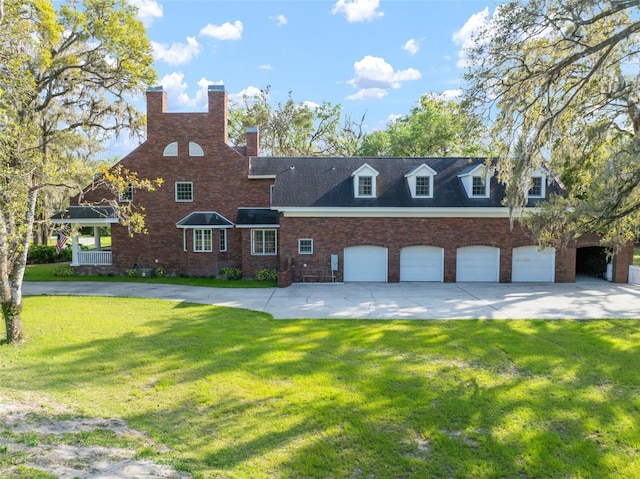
471;175;487;197
118;183;133;203
219;229;227;252
405;164;437;199
193;229;212;252
352;163;379;198
458;165;492;199
298;238;314;254
251;229;277;256
528;175;546;198
175;181;194;202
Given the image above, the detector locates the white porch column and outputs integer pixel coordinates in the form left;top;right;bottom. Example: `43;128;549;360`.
93;226;102;251
70;235;80;266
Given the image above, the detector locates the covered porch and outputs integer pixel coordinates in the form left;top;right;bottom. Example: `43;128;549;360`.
50;206;119;266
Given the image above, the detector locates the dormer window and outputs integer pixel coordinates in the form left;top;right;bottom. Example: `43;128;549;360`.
528;175;544;198
405;164;437;198
472;176;486;196
458;163;491;199
352;164;379;198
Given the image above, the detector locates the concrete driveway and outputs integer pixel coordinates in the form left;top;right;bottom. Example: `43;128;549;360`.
24;277;640;320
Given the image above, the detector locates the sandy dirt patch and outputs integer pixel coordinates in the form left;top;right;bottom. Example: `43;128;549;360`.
0;396;191;479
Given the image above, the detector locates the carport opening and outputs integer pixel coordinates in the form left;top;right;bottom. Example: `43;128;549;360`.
575;246;609;278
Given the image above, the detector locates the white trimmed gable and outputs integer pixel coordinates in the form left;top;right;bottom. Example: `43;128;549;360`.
163;141;178;157
458;164;491;198
405;163;437;198
352;163;379;198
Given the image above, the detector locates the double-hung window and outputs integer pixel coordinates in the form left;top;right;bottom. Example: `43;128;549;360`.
175;182;193;202
119;183;133;202
358;176;373;196
219;229;227;252
194;229;212;252
471;176;486;196
415;176;430;196
529;176;543;197
298;238;313;254
252;229;277;255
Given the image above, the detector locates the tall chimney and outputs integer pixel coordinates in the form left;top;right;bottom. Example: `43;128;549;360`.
208;84;228;144
246;127;259;156
145;86;166;135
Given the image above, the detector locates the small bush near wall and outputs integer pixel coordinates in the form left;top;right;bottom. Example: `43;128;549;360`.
53;264;76;277
255;268;277;282
220;267;242;281
28;245;72;264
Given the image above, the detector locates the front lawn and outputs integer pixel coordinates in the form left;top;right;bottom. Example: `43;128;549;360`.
1;296;639;478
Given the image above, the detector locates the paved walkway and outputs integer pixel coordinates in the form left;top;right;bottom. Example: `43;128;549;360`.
24;278;640;320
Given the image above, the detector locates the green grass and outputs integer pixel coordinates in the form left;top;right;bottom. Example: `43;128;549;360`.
23;263;276;288
634;246;640;265
2;296;639;478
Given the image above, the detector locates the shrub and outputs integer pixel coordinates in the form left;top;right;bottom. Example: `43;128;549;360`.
28;245;72;264
220;267;242;281
126;269;137;277
52;265;76;277
255;268;277;282
155;267;166;277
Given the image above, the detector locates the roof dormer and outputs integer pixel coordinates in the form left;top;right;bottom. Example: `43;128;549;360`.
352;163;379;198
458;163;491;199
405;164;437;199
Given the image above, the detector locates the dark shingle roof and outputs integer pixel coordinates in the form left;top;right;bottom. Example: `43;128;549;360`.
250;157;539;208
176;211;233;228
50;206;118;222
236;208;280;226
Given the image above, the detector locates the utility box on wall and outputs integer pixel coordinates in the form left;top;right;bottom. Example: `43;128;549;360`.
331;254;338;271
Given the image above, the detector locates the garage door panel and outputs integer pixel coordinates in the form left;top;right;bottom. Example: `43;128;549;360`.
344;246;387;282
456;246;500;282
512;246;555;282
400;246;444;282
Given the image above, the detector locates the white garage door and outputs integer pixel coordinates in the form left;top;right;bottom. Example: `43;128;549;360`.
512;246;555;282
344;246;388;282
456;246;500;282
400;246;444;282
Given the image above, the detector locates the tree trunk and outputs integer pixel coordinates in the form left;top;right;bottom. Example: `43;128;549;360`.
2;301;23;343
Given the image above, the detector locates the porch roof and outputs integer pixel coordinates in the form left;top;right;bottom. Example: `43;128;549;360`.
235;208;280;228
50;206;119;226
176;211;234;229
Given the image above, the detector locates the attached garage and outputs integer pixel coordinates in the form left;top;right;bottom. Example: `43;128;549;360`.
344;245;388;282
512;246;555;282
400;246;444;282
456;246;500;282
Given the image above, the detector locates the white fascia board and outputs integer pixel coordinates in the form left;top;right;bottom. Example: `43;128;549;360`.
248;174;276;179
50;218;119;225
176;224;233;229
275;207;517;218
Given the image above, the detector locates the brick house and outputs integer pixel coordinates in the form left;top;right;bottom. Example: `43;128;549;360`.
52;85;634;285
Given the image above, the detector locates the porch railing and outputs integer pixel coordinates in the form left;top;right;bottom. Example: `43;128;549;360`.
630;265;640;285
74;250;112;266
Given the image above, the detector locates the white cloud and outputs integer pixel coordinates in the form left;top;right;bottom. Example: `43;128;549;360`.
346;55;421;100
270;14;288;26
331;0;383;23
438;89;463;101
129;0;163;26
403;38;423;56
303;101;320;111
159;72;222;110
151;37;200;65
386;113;402;124
452;7;490;68
200;20;243;40
229;86;265;105
259;64;273;70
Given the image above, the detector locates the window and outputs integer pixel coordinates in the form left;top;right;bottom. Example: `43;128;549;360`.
358;176;373;196
298;238;313;254
189;141;204;156
472;176;486;196
194;229;212;252
529;176;543;197
415;176;430;196
163;142;178;157
175;182;193;202
119;183;133;202
219;229;227;252
252;229;277;255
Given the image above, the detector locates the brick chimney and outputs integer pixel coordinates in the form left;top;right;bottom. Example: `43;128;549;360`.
246;127;259;156
145;86;167;135
208;84;228;144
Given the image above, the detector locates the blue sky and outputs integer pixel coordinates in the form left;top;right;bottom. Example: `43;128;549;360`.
113;0;495;154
